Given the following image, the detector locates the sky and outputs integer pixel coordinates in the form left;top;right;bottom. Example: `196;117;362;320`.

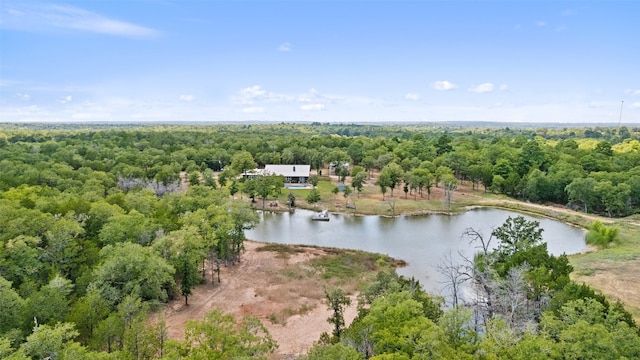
1;0;639;124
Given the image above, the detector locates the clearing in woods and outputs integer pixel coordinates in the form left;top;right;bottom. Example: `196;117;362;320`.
157;241;380;358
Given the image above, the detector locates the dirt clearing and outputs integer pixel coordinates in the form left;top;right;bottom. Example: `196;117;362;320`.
157;241;361;358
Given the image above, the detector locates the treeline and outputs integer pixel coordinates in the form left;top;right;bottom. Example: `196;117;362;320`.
3;123;640;217
305;216;640;359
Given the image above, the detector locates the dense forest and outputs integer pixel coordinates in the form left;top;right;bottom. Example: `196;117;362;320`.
1;122;639;359
4;122;639;217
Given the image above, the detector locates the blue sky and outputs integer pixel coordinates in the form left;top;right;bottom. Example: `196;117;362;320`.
1;0;639;123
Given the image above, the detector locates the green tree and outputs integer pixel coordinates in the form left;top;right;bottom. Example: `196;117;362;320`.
597;181;631;217
493;158;514;179
467;164;484;191
337;166;350;183
435;133;453;156
375;172;391;201
229;180;239;197
98;210;157;246
540;298;640;359
309;174;320;188
90;242;175;306
343;184;352;200
356;291;457;358
594;140;613;156
118;294;152;360
411;168;434;199
0;235;45;294
202;168;217;188
435;166;454;188
304;343;363;360
67;288;110;343
566;177;598;213
42;214;84;278
85;201;124;241
351;165;365;178
306;189;322;207
0;275;23;336
443;152;469;180
23;275;73;330
521;168;552;202
438;307;476;351
351;171;366;198
188;171;201;186
245;174;284;209
217;169;234;187
229;150;257;176
379;163;404;197
325;288;351;340
18;322;88;360
492;216;543;258
517;140;547;176
347;142;366;165
176;249;199;306
171;309;277;359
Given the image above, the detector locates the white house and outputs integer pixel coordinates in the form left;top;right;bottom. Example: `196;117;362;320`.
243;164;311;184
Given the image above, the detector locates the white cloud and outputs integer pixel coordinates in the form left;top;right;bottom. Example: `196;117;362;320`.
242;107;266;113
17;93;31;100
234;85;299;105
469;83;495;93
236;85;267;104
625;89;640;96
297;88;319;102
432;80;457;91
179;94;194;102
536;21;547;27
405;93;421;101
0;3;159;38
499;84;508;91
278;42;292;51
300;104;325;111
58;95;73;104
241;85;267;98
630;102;640;109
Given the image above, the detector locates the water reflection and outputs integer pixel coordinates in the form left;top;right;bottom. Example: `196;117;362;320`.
246;208;586;295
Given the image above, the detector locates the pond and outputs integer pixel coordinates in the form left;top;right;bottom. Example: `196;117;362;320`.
246;208;587;296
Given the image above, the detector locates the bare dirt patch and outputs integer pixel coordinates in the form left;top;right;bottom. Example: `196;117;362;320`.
156;241;360;359
573;258;640;319
575;261;640;306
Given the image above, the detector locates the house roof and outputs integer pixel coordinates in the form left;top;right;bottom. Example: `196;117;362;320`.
264;164;310;177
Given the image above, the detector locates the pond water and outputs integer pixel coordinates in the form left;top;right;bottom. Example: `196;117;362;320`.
246;208;586;296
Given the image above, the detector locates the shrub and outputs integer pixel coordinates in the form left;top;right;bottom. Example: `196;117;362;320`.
585;221;618;247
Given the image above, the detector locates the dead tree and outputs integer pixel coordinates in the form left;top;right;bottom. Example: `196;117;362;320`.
459;227;496;325
436;250;470;308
